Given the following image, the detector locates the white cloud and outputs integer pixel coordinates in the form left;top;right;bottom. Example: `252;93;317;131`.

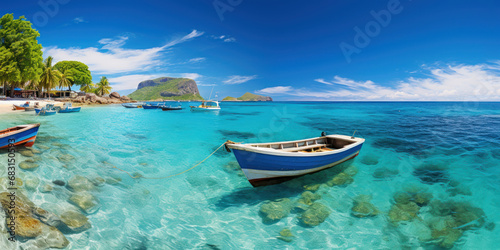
73;17;85;24
223;75;257;85
301;63;500;101
188;57;206;63
108;74;162;91
212;35;236;42
180;73;202;80
257;86;293;94
198;83;217;87
314;78;333;85
44;30;204;75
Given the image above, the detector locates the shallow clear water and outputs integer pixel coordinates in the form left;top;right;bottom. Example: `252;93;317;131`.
0;102;499;249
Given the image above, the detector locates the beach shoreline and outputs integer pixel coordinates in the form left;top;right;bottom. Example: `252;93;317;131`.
0;100;64;114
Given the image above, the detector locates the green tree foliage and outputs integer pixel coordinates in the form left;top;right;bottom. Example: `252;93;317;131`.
95;76;112;96
39;56;61;98
54;61;92;90
0;14;43;96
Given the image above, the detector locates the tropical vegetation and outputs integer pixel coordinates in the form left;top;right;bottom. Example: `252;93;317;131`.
0;14;110;98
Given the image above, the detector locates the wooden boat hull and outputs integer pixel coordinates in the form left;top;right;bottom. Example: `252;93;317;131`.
58;107;81;113
13;105;26;110
0;124;40;149
227;135;364;187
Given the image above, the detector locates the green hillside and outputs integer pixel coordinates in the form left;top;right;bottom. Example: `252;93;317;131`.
128;77;204;101
222;92;272;101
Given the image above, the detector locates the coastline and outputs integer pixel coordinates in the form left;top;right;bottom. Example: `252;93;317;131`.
0;100;64;114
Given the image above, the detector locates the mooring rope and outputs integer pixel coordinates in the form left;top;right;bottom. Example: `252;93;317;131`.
110;141;229;180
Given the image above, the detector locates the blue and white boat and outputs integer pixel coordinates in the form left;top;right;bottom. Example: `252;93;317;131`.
58;102;81;113
226;134;365;187
35;104;57;116
142;103;161;109
122;103;143;108
0;124;40;149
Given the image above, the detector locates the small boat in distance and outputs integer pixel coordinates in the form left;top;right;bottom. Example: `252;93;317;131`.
225;134;365;187
142;103;161;109
13;101;31;110
35;104;57;116
190;100;221;111
58;102;81;113
122;103;143;108
0;124;41;149
161;105;183;111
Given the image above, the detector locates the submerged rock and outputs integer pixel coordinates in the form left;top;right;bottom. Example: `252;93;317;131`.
259;198;293;222
299;202;331;226
68;175;95;192
105;177;121;185
303;184;321;192
413;162;449;184
90;177;106;187
360;154;379;165
20;149;35;157
57;154;75;162
15;214;44;237
19;161;40;170
25;176;41;190
41;184;53;193
298;191;321;206
60;210;91;232
351;195;379;218
327;172;354;187
373;167;399;179
52;180;65;186
344;165;358;177
277;228;294;242
388;202;420;223
69;192;100;214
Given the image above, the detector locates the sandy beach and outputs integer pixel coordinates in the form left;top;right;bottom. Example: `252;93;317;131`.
0;100;64;114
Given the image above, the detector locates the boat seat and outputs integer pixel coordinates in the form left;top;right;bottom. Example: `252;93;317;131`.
280;144;329;152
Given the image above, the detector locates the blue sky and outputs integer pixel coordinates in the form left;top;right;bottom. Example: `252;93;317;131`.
3;0;500;100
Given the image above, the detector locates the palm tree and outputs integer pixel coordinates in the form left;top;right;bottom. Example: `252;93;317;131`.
58;69;73;97
80;82;95;93
39;56;61;99
95;76;112;96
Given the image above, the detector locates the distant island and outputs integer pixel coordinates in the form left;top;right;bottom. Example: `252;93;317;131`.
222;92;273;102
128;77;204;101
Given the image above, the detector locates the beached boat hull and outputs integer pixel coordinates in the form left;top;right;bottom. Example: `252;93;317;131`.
0;124;40;149
227;135;364;186
13;105;27;110
58;107;81;113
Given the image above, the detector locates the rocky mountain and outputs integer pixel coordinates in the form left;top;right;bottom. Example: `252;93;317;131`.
222;92;273;102
128;77;204;101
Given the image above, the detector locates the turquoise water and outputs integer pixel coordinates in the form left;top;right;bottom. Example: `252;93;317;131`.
1;102;499;249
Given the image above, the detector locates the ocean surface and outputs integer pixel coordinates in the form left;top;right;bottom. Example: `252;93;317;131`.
0;101;499;249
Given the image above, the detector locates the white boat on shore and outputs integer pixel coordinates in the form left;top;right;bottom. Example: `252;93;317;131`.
122;103;144;108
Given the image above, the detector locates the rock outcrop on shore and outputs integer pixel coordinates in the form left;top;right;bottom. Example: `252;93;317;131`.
59;92;133;105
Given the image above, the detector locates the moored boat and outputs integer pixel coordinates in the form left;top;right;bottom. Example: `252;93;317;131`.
161;106;183;111
35;104;57;116
58;102;81;113
0;124;41;149
122;103;143;108
142;103;161;109
225;134;365;187
190;100;221;111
